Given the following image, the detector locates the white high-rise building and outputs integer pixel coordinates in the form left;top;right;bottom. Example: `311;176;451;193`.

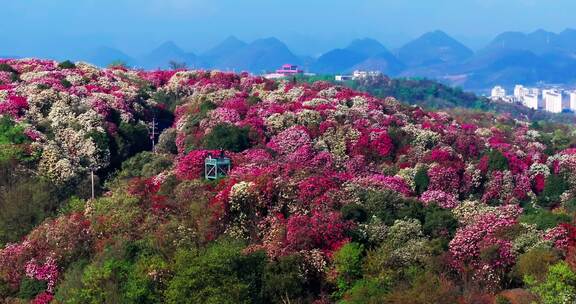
514;85;529;100
570;92;576;112
490;86;506;100
523;93;542;110
543;90;569;113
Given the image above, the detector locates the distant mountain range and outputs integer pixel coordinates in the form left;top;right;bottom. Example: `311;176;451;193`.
32;29;576;90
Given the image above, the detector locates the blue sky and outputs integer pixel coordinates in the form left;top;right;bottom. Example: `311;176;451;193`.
1;0;575;58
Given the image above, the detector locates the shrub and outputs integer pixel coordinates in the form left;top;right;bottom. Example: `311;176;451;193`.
58;60;76;69
334;243;364;297
341;204;368;223
360;190;419;226
285;211;351;252
202;123;252;153
53;259;88;303
0;63;16;74
247;95;262;105
157;128;178;154
164;240;266;304
17;277;47;300
384;271;459;304
262;255;309;303
525;261;576;304
422;205;458;239
0;115;28;144
488;149;509;172
111;122;150;168
495;295;511;304
68;258;131;303
514;248;560;283
119;151;172;180
0;175;61;246
152;91;181;112
414;166;429;195
60;79;72;88
341;278;391;304
538;174;569;208
520;208;571;230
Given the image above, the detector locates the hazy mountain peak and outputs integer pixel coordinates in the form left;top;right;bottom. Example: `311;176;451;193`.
398;30;473;66
150;41;186;55
141;41;196;69
203;36;247;60
87;46;136;67
345;38;390;57
251;37;286;48
214;37;300;72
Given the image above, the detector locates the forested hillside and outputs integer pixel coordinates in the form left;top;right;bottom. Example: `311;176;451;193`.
0;59;575;304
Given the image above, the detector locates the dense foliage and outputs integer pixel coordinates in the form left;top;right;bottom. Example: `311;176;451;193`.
0;58;575;303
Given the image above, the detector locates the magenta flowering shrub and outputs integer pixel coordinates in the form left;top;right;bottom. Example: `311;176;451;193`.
427;165;461;194
351;128;394;159
420;190;459;208
544;225;571;251
267;126;311;155
449;205;522;288
25;257;58;292
175;149;226;180
285;211;351;253
31;292;54;304
0;95;28;117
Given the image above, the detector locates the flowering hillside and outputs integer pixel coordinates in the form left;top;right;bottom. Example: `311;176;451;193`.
0;59;575;303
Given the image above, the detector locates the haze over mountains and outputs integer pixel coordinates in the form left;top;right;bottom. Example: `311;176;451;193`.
16;29;576;90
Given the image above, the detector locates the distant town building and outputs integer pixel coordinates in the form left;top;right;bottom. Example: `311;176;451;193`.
570;92;576;111
542;89;569;113
352;70;382;80
514;85;529;100
264;64;304;79
490;84;576;113
523;93;542;110
490;86;506;100
335;75;353;81
276;64;303;76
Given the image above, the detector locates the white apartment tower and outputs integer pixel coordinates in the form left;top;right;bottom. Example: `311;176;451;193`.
490;86;506;100
543;90;569;113
570;92;576;112
514;85;529;100
523;93;542;110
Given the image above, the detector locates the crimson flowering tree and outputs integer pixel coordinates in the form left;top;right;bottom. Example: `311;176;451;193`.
0;95;28;118
298;176;339;203
175;150;223;180
285;211;352;254
427;165;461;195
31;292;54;304
351;128;394;160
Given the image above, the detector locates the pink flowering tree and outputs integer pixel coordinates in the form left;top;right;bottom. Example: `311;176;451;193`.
449;206;522;290
420;190;459;209
267;126;311;155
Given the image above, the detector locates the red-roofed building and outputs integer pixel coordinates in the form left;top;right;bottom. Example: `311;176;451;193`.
276;64;303;75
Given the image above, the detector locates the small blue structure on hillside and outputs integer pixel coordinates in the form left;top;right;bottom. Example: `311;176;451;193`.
204;150;231;180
